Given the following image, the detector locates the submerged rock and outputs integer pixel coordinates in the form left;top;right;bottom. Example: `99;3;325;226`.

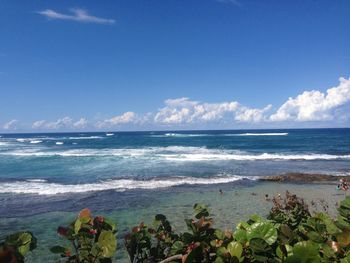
260;173;350;183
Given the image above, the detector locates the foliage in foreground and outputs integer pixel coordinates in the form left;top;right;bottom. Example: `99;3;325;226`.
125;192;350;262
1;192;350;262
50;208;117;263
0;231;36;263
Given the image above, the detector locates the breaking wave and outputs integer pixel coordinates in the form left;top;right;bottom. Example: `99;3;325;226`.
0;175;253;195
226;133;288;136
30;140;42;144
1;146;349;161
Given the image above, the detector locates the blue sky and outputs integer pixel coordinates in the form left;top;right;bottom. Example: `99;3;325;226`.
0;0;349;132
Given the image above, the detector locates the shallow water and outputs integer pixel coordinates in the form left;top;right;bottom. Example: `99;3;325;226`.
1;181;348;262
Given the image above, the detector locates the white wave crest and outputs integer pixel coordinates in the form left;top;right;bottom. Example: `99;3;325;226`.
68;136;103;140
30;140;42;144
161;152;350;161
26;179;48;182
151;133;210;137
0;176;252;195
1;146;349;161
56;142;64;145
226;133;288;136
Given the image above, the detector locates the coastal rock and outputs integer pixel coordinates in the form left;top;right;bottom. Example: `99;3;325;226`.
260;173;350;183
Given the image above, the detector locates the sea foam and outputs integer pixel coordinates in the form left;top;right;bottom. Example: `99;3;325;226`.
0;175;252;195
1;146;349;161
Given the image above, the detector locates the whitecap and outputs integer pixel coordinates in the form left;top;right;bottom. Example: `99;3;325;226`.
0;175;254;195
226;133;288;136
68;136;103;140
55;142;64;145
30;140;42;144
26;179;47;183
1;146;349;161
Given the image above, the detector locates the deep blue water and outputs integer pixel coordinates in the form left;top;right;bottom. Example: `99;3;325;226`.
0;128;349;216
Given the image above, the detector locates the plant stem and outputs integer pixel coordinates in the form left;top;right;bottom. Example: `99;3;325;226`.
159;254;182;263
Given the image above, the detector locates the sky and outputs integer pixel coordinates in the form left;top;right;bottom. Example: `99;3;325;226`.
0;0;349;132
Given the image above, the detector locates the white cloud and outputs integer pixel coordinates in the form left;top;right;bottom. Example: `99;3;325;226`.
154;97;267;125
32;120;46;129
235;105;272;123
73;118;88;129
96;112;136;128
37;8;115;25
32;117;73;130
3;119;18;130
46;117;73;129
9;76;350;131
270;77;350;122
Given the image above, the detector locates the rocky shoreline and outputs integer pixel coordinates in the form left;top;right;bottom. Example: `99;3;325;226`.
259;172;350;183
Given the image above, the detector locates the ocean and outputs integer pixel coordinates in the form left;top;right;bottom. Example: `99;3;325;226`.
0;128;350;261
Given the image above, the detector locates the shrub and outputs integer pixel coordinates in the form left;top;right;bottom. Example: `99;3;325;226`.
125;192;350;262
0;231;37;263
50;208;117;263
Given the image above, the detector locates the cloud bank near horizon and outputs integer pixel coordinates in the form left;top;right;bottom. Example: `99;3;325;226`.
2;77;350;131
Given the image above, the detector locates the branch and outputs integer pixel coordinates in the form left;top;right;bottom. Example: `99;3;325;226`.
159;254;182;263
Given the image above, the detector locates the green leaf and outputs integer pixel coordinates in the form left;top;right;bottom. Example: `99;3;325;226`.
291;241;320;263
227;241;243;258
215;256;225;263
316;213;341;235
5;232;36;256
103;218;116;231
98;230;117;258
170;241;184;255
214;229;225;240
340;254;350;263
276;244;293;259
74;218;82;234
246;221;278;245
249;238;270;253
184;244;201;263
234;229;247;243
216;246;228;257
306;231;325;243
336;229;350;246
50;246;67;254
249;214;262;223
155;214;167;221
193;203;209;219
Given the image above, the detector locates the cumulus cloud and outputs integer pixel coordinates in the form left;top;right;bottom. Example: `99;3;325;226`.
73;118;88;129
96;112;136;128
46;117;73;129
9;76;350;131
235;105;272;123
32;117;73;130
270;77;350;122
32;120;46;129
154;97;268;125
32;117;89;130
3;119;18;130
37;8;115;25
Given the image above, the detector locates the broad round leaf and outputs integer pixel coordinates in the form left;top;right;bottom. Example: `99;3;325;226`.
227;241;243;258
98;230;117;258
246;222;277;245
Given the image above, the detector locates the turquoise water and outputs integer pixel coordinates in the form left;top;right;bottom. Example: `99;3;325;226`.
0;129;350;261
